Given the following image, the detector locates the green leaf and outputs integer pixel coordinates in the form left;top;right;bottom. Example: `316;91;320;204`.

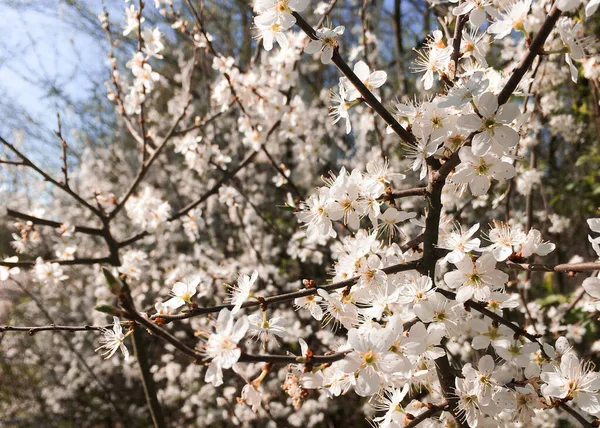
94;304;117;315
276;204;296;212
102;267;122;295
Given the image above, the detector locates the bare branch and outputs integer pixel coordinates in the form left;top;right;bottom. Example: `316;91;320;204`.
0;324;111;334
55;113;70;188
504;261;600;274
6;208;104;236
404;402;448;428
0;135;103;217
0;257;112;267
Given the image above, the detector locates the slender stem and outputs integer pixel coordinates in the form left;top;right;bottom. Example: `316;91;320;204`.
451;14;467;80
132;325;167;428
0;324;111;334
0;136;103;217
0;257;112;267
384;187;427;200
6;208;104;236
404;402;448;427
558;402;595;428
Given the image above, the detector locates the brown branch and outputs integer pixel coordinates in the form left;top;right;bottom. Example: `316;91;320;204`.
238;350;349;364
0;257;112;267
170;150;260;221
6;208;104;236
504;261;600;274
0;159;26;166
316;0;339;28
261;144;304;200
451;14;468;80
152;260;421;323
136;0;149;164
171;107;229;137
55;113;70;188
436;4;562;180
132;322;167;428
558;402;595;428
497;4;561;105
292;12;417;146
8;279;128;420
404;402;448;428
108;49;197;221
435;287;543;345
384;187;427;200
0;135;103;217
0;324;111;334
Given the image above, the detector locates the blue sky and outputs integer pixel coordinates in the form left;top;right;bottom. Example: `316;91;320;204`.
0;3;110;168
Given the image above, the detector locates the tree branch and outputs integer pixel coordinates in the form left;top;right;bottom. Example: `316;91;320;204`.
6;208;104;236
0;135;103;217
152;259;422;323
292;12;417;146
404;402;448;428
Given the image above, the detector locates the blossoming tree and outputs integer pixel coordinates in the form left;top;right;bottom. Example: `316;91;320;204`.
1;0;600;426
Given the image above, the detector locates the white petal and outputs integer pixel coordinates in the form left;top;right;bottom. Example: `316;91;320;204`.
304;40;322;54
476;92;498;117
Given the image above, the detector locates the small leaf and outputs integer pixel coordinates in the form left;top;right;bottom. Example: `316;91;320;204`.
95;304;117;315
102;268;122;295
277;204;296;212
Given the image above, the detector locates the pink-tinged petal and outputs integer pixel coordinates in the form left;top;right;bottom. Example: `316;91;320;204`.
275;33;289;50
338;354;362;373
232;316;249;342
452;167;474;184
356;367;381;396
279;12;296;29
472;335;490;349
466;223;480;238
588;218;600;233
120;343;130;361
479;355;495;373
262;32;274;51
289;0;309;12
216;308;233;332
254;10;277;27
423;70;434;90
565;54;578;83
586;0;599;16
